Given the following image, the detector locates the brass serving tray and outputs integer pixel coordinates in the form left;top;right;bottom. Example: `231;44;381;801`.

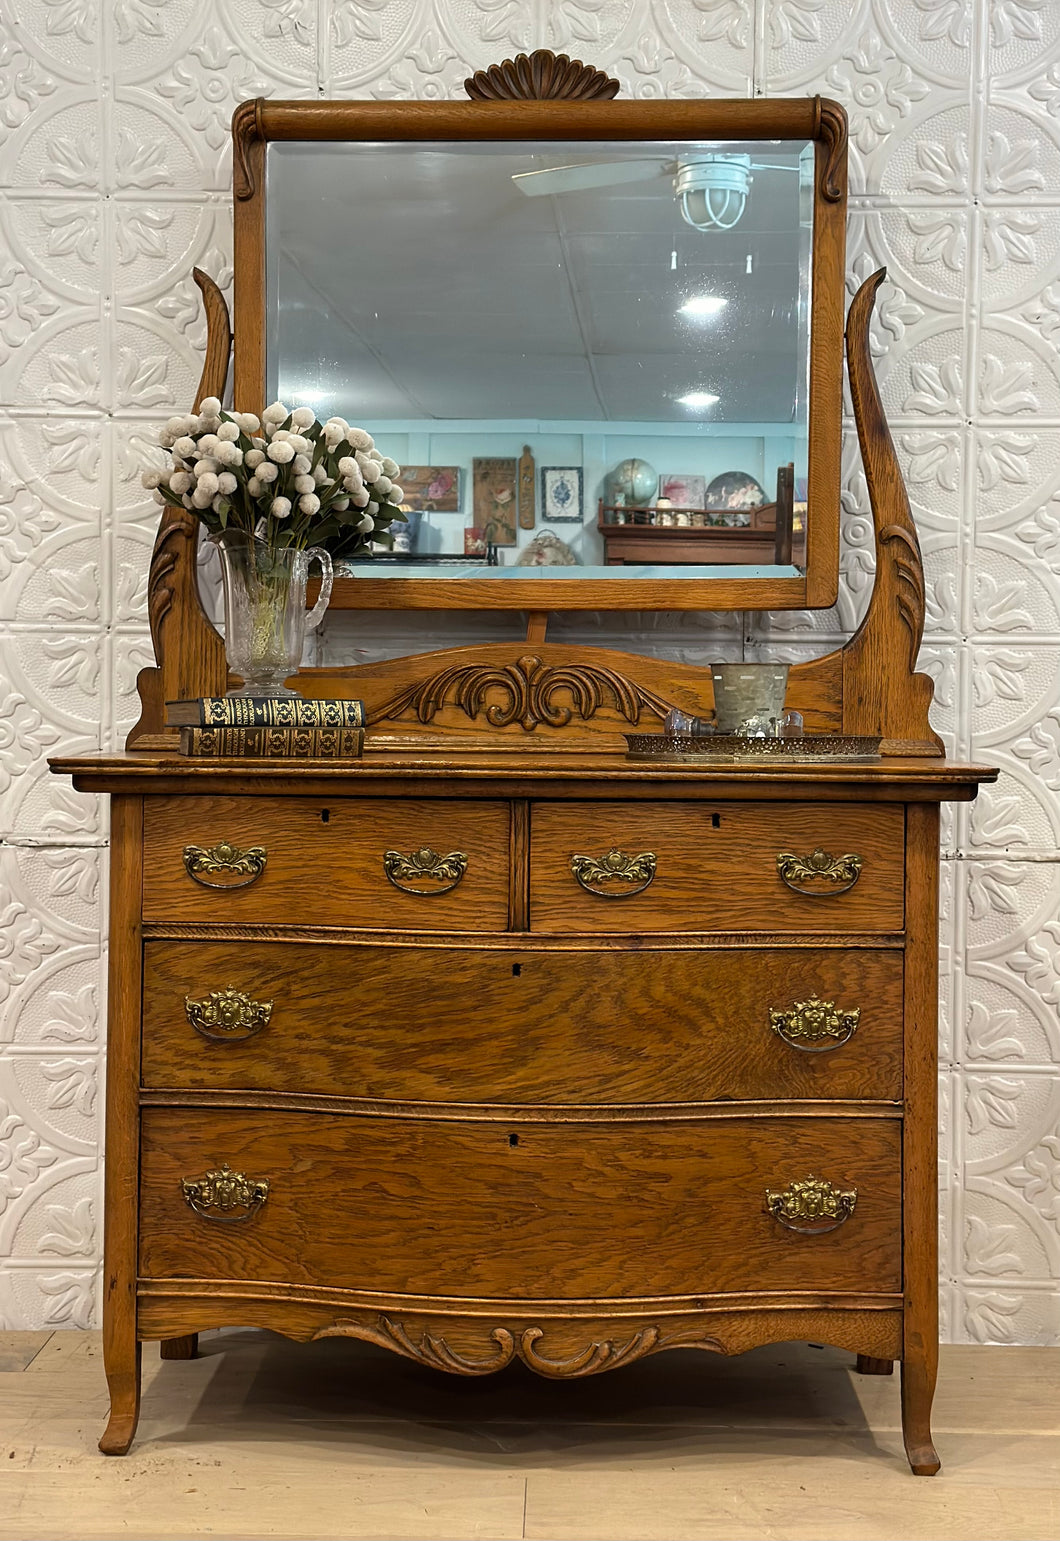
624;732;882;763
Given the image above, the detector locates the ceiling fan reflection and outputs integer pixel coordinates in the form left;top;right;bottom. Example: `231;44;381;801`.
511;153;800;232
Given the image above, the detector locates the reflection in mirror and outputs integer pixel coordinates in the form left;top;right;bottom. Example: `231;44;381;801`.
266;139;814;581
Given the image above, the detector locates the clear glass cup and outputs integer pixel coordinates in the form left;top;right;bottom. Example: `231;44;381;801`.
212;529;333;699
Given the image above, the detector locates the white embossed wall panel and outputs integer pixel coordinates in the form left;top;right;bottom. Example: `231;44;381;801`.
0;0;1057;1342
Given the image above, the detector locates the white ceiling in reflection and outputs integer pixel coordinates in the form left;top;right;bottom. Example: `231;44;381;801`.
267;140;812;424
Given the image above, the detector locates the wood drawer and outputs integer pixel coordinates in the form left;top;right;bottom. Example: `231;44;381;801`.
139;1109;901;1298
142;796;510;931
529;801;905;934
142;942;904;1103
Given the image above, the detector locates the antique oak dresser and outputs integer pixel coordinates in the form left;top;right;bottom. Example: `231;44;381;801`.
53;58;995;1475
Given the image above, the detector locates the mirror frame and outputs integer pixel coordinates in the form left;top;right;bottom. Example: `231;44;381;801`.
232;95;847;612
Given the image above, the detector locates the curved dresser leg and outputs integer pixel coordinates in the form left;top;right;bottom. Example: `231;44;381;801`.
856;1355;894;1375
99;1340;142;1456
160;1334;198;1361
900;1352;941;1475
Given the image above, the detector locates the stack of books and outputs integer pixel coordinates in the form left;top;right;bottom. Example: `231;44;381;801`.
167;697;365;759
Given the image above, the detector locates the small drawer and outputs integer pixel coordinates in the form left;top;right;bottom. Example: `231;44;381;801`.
139;1109;901;1298
142;941;903;1104
142;796;510;931
529;801;904;934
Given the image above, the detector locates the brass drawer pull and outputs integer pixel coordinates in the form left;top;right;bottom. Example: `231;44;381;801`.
184;988;273;1043
776;848;862;896
183;841;268;890
770;996;860;1053
384;847;468;895
181;1164;269;1223
570;849;656;898
766;1175;857;1235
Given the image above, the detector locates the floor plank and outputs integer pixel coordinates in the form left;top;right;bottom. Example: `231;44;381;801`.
0;1333;1055;1541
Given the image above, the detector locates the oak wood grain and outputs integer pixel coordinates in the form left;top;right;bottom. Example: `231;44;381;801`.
141;941;904;1104
529;800;905;933
142;795;510;930
139;1110;901;1299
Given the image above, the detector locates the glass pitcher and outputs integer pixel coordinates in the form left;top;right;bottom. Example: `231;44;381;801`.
212;529;333;699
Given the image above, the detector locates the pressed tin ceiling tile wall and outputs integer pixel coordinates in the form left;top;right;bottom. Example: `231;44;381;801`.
0;0;1058;1341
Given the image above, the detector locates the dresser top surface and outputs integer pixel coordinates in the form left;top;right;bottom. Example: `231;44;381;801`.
52;748;997;802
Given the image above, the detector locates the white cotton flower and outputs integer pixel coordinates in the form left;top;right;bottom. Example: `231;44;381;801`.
271;496;292;520
158;430;176;449
380;456;399;477
388;485;404;504
298;493;320;515
236;412;261;433
141;470;162;490
351;487;371;508
292;454;311;475
357;513;374;532
360;458;381;483
332;497;350;511
181;493;194;509
198;434;220;455
173;436;197;459
196;472;219;498
312;463;328;485
257;461;277;483
252;436;266;449
193;457;220;478
293;475;316;495
375;475;393;496
216;422;240;442
244;448;265;469
285;434;310;455
151;488;166;504
199;396;222;417
267;441;295;464
262;402;288;424
170;471;193;495
347;427;373;451
367;500;379;515
217;472;237;495
164;416;186;437
337;457;358;478
215;441;242;466
322;422;346;448
290;407;315;429
247;477;262;497
191;485;214;509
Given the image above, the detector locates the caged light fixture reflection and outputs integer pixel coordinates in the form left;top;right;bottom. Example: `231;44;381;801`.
673;156;752;233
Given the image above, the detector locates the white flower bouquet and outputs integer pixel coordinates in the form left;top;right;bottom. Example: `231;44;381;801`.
143;396;406;557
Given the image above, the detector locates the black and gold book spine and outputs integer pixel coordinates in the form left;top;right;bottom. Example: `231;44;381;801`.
179;725;364;759
167;697;365;728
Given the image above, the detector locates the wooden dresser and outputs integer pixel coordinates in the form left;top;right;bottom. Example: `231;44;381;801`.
52;66;997;1476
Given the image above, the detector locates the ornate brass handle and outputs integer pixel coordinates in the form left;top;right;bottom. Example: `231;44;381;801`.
766;1175;857;1235
183;841;268;890
570;849;656;898
383;847;468;895
181;1164;269;1223
184;988;273;1043
776;848;862;896
770;996;861;1053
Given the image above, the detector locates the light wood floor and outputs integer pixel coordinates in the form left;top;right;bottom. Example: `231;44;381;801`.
0;1332;1056;1541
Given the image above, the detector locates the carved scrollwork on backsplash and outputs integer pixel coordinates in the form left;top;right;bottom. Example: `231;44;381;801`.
313;1315;722;1377
465;49;620;101
369;654;672;733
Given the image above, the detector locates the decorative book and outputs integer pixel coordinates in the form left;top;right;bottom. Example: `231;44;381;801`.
167;696;364;729
179;726;364;759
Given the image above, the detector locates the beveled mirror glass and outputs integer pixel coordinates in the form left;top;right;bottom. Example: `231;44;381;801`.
234;99;846;610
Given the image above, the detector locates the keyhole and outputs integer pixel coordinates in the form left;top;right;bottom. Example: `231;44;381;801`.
320;809;330;824
711;813;721;829
508;1132;519;1147
511;963;522;977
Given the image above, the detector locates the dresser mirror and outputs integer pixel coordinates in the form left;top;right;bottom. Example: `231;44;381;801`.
233;97;846;612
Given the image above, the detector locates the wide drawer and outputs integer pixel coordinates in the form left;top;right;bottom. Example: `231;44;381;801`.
529;801;905;934
142;796;510;931
142;941;904;1103
139;1109;901;1298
